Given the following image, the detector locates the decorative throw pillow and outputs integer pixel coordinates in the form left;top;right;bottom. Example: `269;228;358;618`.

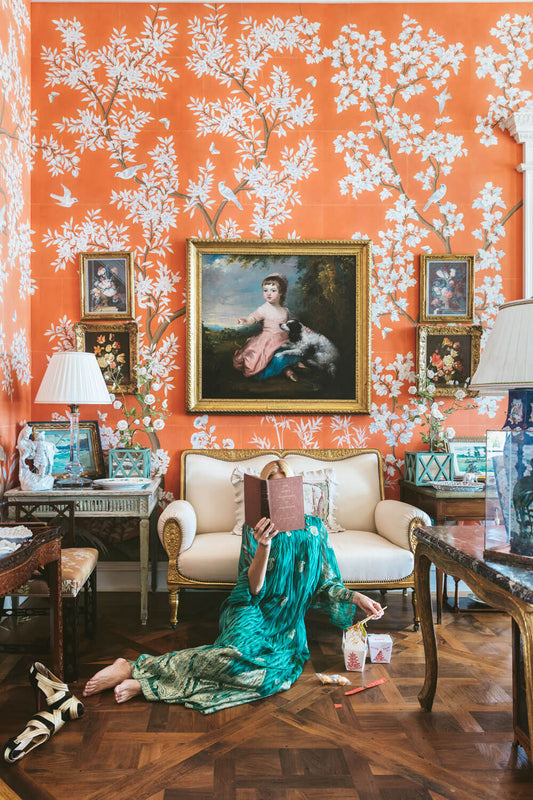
231;466;344;535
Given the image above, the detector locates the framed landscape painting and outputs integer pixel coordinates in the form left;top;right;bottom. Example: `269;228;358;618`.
417;324;482;397
419;254;475;323
186;239;372;413
28;420;105;479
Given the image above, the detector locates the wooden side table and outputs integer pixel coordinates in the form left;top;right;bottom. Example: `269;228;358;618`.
5;478;162;625
400;481;486;622
0;524;63;677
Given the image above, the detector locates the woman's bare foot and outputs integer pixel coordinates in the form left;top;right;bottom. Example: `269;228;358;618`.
114;679;142;704
83;658;132;697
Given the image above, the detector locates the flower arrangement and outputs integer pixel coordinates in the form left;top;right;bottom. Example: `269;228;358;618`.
408;374;475;452
109;357;169;449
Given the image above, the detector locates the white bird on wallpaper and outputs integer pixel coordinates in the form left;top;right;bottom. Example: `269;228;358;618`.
12;310;16;322
209;142;220;155
218;181;242;210
434;89;452;114
115;164;147;180
50;185;78;207
48;92;59;103
159;118;170;129
306;76;317;87
0;203;6;233
423;183;447;212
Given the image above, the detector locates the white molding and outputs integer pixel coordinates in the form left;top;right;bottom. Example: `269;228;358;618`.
504;110;533;300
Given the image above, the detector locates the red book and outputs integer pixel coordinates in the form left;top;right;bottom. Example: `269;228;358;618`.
243;473;305;532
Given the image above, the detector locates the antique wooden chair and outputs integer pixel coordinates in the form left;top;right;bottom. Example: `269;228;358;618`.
1;500;98;681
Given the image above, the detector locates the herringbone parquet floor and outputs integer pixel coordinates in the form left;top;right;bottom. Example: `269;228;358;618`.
0;588;532;800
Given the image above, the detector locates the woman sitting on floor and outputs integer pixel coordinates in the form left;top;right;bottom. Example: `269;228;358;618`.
83;459;383;714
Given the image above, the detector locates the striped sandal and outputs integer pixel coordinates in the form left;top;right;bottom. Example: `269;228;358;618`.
29;662;84;720
3;709;65;763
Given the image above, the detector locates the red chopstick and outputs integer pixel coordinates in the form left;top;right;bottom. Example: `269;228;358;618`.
344;677;387;695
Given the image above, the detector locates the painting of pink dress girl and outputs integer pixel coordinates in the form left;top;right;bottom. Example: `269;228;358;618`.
192;240;371;411
233;273;301;383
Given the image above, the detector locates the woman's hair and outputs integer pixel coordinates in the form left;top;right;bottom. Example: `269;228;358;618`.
262;272;288;305
260;458;294;480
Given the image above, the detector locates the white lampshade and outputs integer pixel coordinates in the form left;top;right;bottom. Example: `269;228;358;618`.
35;351;111;405
469;298;533;395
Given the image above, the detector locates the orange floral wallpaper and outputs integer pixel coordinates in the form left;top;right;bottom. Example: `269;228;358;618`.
4;2;533;499
0;0;32;495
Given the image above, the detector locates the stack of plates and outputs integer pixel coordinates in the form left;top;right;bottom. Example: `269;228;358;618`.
92;477;152;491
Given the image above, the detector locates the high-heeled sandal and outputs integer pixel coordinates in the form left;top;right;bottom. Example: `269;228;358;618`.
29;662;84;720
3;709;64;763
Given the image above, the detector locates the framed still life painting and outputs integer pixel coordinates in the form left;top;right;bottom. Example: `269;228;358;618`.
75;321;139;393
186;238;372;414
417;324;482;397
419;254;475;323
80;251;135;321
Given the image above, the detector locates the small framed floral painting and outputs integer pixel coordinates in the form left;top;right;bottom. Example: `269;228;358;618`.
80;251;135;321
417;324;482;397
419;254;475;323
75;321;138;393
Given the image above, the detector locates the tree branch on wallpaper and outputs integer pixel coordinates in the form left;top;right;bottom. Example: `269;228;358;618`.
0;1;33;398
32;6;533;484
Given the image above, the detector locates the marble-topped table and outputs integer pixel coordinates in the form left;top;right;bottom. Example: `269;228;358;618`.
414;523;533;760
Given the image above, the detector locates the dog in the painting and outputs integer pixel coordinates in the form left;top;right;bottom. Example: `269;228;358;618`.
279;319;339;378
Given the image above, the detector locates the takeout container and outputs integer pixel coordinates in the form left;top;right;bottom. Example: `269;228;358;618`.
367;633;393;663
342;622;367;671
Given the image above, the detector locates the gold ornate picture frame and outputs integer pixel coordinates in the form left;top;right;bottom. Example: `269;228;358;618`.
417;324;482;397
80;250;135;321
419;254;475;323
75;321;139;393
186;238;372;413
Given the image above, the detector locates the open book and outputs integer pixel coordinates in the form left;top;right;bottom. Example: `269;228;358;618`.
243;473;305;532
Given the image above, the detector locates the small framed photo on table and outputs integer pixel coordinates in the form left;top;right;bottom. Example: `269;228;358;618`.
448;436;487;480
417;324;482;397
28;420;105;479
75;321;139;393
80;251;135;321
419;254;475;323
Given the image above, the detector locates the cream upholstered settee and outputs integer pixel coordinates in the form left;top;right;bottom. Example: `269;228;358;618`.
158;449;431;628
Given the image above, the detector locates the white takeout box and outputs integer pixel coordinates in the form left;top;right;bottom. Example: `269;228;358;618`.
367;633;393;663
342;624;367;671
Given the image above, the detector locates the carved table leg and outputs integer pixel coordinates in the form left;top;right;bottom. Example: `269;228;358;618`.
139;518;149;625
415;546;438;711
45;555;63;680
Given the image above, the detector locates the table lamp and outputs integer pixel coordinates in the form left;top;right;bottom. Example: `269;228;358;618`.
35;351;111;486
469;298;533;561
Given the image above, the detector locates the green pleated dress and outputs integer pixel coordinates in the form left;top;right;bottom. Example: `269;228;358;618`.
129;515;356;714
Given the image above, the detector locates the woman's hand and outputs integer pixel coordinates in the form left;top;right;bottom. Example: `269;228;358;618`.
252;517;278;548
352;592;384;619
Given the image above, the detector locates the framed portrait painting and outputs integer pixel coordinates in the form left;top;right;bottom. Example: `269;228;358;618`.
28;420;105;479
419;254;475;323
186;238;372;413
75;321;138;393
417;324;482;397
80;251;135;320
